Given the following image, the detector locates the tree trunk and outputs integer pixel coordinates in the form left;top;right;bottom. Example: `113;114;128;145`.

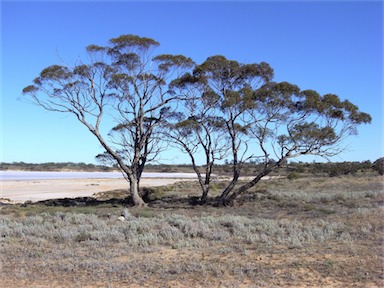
217;168;272;206
216;167;240;206
200;184;210;204
90;130;146;207
183;145;212;205
129;175;147;207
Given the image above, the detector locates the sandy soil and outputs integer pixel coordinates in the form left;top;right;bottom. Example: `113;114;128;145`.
0;175;281;204
0;177;190;203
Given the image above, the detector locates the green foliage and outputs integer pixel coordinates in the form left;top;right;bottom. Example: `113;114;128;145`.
327;163;359;177
291;123;336;144
286;161;375;177
86;44;107;52
195;55;274;83
73;64;91;77
153;54;195;72
109;34;160;50
175;118;200;130
298;91;372;125
22;85;38;94
287;172;300;180
39;65;71;81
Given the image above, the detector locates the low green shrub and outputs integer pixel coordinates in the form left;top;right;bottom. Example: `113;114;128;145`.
287;172;300;180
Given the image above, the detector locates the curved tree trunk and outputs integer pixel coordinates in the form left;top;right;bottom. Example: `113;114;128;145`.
217;167;275;206
227;169;271;205
216;167;240;206
217;156;288;206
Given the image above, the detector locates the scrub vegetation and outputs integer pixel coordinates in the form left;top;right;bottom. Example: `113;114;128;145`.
1;174;383;287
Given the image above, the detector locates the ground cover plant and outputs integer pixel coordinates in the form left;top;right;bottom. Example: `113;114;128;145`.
0;175;383;287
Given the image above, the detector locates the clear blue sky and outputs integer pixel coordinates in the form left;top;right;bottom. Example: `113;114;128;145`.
1;0;383;164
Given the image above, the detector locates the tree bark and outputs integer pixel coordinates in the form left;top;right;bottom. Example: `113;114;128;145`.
216;167;240;206
200;184;210;204
216;168;272;206
129;175;147;207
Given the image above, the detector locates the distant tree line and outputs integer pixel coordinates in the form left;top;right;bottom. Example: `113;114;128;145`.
0;162;113;172
286;160;380;177
1;159;382;176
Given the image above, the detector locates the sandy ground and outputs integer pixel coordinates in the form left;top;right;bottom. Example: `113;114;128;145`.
0;177;190;203
0;175;281;204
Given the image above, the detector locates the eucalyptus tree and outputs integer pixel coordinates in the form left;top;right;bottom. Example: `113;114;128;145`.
172;56;274;203
171;55;371;206
217;82;372;205
22;34;194;206
164;76;229;203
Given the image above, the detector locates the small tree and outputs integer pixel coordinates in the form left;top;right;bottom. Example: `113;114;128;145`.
22;34;193;206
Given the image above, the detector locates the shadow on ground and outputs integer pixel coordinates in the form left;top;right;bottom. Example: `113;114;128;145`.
29;194;211;209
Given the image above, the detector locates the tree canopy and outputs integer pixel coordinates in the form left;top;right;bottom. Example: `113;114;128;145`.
23;34;194;207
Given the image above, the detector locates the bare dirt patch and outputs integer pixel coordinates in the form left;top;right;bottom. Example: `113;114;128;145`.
0;177;193;203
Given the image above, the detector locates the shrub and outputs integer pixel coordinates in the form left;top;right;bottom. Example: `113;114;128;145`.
372;157;384;175
74;232;91;242
287;172;299;180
